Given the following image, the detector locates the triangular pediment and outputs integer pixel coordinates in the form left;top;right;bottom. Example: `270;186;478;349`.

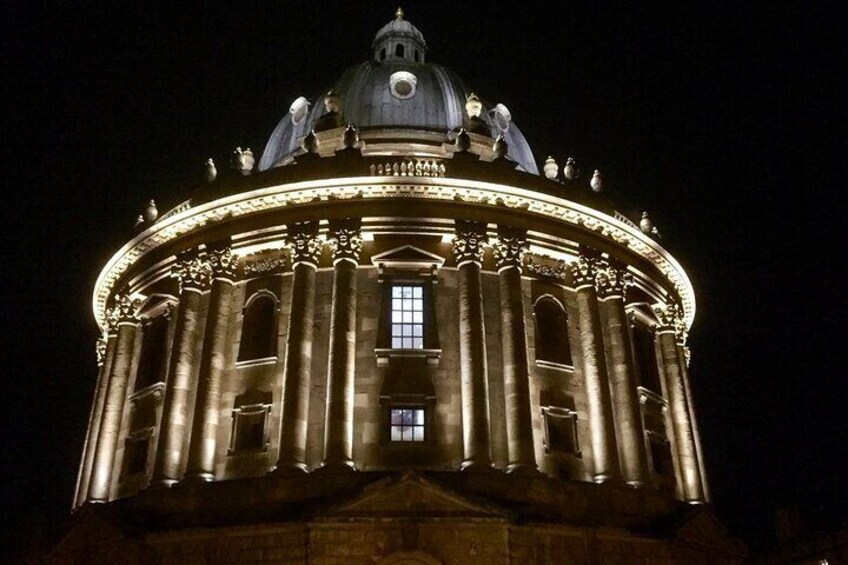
313;470;509;520
674;505;747;557
371;245;445;268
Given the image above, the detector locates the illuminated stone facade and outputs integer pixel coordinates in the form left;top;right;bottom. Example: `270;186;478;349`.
56;11;744;564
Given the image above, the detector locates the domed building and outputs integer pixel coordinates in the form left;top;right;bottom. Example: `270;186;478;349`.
56;10;744;564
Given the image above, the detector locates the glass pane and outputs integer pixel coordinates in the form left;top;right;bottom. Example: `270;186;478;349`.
403;312;412;323
401;287;412;298
392;299;402;311
391;426;402;441
393;287;402;298
413;426;424;441
413;338;423;349
403;299;412;311
402;410;413;424
391;409;402;425
413;287;422;298
392;338;403;348
413;325;423;337
415;409;424;425
392;311;402;323
403;338;412;348
413;299;423;311
392;324;402;336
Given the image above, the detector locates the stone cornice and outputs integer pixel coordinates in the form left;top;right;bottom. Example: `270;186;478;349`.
92;176;696;330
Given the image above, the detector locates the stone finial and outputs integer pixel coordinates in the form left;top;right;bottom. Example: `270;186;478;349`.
205;158;217;183
452;220;487;266
455;128;471;152
233;147;254;175
465;93;482;119
395;6;404;20
287;222;323;267
568;253;598;287
328;218;363;264
302;130;319;153
143;200;158;223
324;90;340;113
207;246;237;280
640;211;660;238
563;157;578;180
492;135;508;159
595;261;632;299
173;252;212;292
590;170;603;192
493;228;527;271
543;156;558;180
342;124;359;148
134;214;145;229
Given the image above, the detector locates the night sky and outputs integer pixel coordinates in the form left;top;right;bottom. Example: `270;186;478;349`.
4;1;844;554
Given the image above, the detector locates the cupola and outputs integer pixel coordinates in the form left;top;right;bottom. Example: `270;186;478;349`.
372;8;427;63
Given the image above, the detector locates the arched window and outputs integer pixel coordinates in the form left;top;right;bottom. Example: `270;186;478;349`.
380;48;386;61
414;49;420;62
633;325;662;393
534;297;572;366
395;43;404;58
238;293;278;361
135;315;169;391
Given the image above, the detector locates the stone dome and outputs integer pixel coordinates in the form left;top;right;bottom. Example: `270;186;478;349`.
259;13;539;175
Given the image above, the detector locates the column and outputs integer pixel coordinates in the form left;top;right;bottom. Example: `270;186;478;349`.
655;304;704;502
150;251;211;486
679;343;710;501
493;226;537;473
596;261;650;486
184;244;236;481
320;219;362;470
74;331;117;507
453;220;492;470
275;222;321;472
88;294;141;502
569;252;619;483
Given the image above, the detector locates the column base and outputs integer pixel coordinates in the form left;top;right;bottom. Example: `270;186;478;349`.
460;460;497;473
505;463;542;476
147;478;179;489
624;479;649;488
181;472;214;483
268;462;309;475
316;459;356;473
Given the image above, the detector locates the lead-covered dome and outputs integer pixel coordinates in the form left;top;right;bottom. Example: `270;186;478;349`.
259;11;538;174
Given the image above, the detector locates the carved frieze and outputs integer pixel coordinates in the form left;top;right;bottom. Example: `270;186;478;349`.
525;254;568;281
595;261;632;299
287;222;323;267
493;228;527;271
243;254;287;275
453;220;487;266
328;219;363;264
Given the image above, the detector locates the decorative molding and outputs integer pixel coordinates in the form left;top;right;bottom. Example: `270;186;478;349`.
328;218;363;264
568;253;597;288
92;177;696;330
243;255;286;275
110;294;142;324
681;345;692;367
369;159;446;178
493;227;527;271
453;220;487;266
654;302;687;343
595;261;632;299
286;222;323;267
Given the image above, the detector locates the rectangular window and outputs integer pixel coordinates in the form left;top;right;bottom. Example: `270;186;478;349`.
391;285;424;349
389;408;425;442
230;405;270;454
125;435;150;476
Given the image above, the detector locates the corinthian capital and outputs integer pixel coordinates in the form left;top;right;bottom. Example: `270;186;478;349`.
207;245;237;280
568;253;598;288
595;261;632;299
653;302;686;343
453;220;487;266
110;293;142;325
493;227;527;271
174;251;212;292
328;218;363;265
287;221;323;267
95;333;108;367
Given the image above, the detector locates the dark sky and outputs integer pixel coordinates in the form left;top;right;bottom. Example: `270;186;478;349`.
3;0;844;552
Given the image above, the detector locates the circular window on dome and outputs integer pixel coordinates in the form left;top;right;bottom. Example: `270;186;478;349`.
493;103;512;132
389;71;417;100
289;96;310;125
